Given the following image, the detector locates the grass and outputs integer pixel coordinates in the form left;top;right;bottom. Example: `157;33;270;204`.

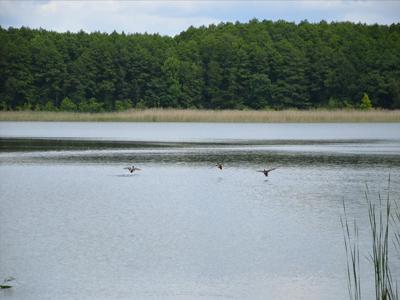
1;109;400;122
342;178;399;300
367;190;396;300
341;202;362;300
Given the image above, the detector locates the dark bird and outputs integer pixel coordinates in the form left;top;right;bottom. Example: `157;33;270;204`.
257;167;277;177
0;276;15;289
124;165;142;173
216;163;223;170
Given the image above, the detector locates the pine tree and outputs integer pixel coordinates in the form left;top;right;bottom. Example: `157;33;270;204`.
360;93;373;110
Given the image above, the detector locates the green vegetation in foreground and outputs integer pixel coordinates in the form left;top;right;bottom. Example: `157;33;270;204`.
1;109;400;122
342;180;400;300
1;21;400;111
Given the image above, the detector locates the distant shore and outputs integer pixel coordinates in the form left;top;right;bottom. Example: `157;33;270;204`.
1;109;400;123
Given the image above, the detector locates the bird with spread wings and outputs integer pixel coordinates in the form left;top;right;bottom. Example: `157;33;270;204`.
257;167;278;177
124;165;142;173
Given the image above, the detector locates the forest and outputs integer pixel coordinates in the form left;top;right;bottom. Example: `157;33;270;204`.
1;20;400;111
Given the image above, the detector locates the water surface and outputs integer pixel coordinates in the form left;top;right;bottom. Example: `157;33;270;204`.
1;122;400;300
1;121;399;141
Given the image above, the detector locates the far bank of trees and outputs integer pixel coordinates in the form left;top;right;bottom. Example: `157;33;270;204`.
1;20;400;111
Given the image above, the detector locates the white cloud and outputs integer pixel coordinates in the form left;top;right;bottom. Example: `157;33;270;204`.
0;1;398;36
291;0;400;24
0;1;219;35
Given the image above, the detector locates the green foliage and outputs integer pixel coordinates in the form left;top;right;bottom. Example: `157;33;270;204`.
115;99;132;111
16;102;32;111
360;93;373;110
0;100;8;111
78;98;104;113
342;180;399;300
326;97;354;109
135;99;147;110
60;97;77;112
1;22;400;110
343;100;354;109
327;97;342;109
43;101;57;111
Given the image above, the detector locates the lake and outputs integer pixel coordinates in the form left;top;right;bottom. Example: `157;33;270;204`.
1;122;400;300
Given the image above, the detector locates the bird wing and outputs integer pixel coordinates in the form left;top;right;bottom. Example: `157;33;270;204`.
3;277;15;283
134;168;142;171
256;170;265;172
265;167;277;172
123;167;130;169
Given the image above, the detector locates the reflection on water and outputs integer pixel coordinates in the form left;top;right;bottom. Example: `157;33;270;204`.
0;122;400;300
1;138;400;169
113;174;140;178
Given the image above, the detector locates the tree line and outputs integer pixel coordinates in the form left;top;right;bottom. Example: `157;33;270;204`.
1;20;399;111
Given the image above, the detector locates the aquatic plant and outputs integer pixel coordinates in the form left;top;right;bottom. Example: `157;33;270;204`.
393;200;400;258
367;190;397;300
341;202;362;300
342;178;399;300
1;109;400;123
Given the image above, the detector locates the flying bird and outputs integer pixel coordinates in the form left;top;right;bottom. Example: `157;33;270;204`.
0;276;15;289
216;163;223;170
257;167;277;177
124;165;142;173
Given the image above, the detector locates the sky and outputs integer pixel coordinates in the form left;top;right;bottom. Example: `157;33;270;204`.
0;0;399;36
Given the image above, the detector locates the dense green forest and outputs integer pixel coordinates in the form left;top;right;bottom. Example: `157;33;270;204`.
1;20;400;111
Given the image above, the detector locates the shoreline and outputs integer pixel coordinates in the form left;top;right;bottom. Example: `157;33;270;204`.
1;109;400;123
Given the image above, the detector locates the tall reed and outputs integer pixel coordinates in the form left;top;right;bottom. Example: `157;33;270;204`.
393;200;400;257
367;186;397;300
342;178;399;300
341;201;362;300
1;109;400;122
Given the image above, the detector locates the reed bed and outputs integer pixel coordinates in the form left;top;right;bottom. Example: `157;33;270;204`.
1;109;400;122
341;202;362;300
342;179;399;300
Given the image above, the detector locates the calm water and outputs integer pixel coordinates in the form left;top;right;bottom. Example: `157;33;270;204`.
1;122;400;300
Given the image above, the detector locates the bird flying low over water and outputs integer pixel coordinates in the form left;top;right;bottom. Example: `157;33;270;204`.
257;167;277;177
124;165;142;173
0;276;15;289
216;163;223;170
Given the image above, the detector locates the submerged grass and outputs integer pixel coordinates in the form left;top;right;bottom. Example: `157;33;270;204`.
341;202;362;300
342;178;399;300
368;188;397;300
393;200;400;257
1;109;400;122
